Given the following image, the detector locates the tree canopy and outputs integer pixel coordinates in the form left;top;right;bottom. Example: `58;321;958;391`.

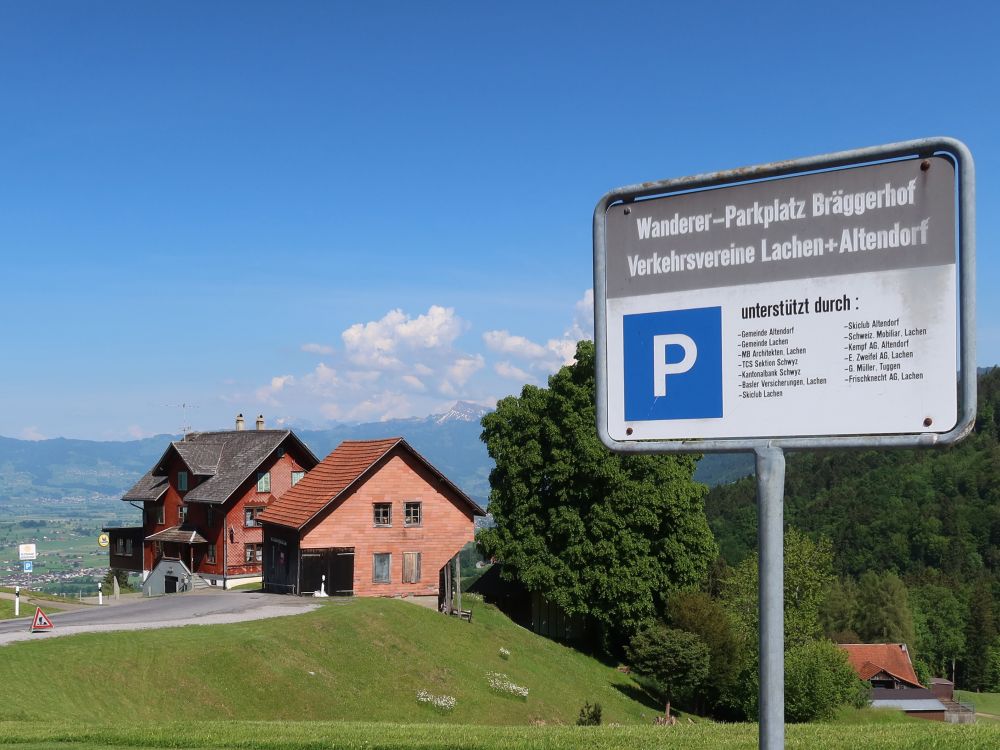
477;340;717;642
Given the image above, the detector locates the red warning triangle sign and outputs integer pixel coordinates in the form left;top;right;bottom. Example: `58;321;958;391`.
30;607;53;632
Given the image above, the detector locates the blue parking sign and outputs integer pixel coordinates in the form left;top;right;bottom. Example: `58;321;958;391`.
623;306;723;422
23;561;33;573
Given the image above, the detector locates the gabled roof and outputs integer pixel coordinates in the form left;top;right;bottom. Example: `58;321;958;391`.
145;525;208;544
258;437;485;530
122;472;169;503
122;429;319;506
839;643;923;689
870;688;946;712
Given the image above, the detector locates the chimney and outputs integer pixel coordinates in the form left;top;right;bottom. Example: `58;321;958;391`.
235;413;245;431
256;414;265;431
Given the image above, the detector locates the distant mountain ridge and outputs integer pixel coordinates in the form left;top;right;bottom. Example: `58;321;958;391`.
0;401;747;514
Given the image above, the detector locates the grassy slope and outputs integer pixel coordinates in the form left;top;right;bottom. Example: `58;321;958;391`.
956;690;1000;717
0;596;660;726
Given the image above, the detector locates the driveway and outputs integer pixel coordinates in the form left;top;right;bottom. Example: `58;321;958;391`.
0;590;319;646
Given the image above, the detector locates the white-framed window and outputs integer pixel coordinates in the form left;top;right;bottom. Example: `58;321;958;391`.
244;506;264;527
178;504;188;524
373;503;392;527
156;504;165;525
402;552;421;583
177;471;188;491
257;471;271;493
291;470;305;486
244;543;263;563
373;553;391;583
404;501;422;527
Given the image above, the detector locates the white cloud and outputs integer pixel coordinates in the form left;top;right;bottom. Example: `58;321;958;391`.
482;330;548;360
447;354;485;386
494;361;532;381
301;342;335;355
20;426;45;440
401;374;427;392
342;305;464;368
569;289;594;340
255;374;295;405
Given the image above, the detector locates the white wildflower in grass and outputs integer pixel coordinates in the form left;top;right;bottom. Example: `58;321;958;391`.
416;690;456;711
498;647;511;660
486;671;529;699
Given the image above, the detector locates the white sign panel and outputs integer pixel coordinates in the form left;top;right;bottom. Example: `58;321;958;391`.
601;157;958;442
18;543;37;561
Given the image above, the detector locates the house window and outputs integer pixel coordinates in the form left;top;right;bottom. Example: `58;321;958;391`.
291;470;305;486
207;544;217;564
244;543;263;563
154;541;163;558
206;506;215;527
115;537;125;554
373;553;391;583
404;501;422;527
125;538;133;555
156;504;165;525
177;471;188;491
403;552;421;583
257;471;271;493
178;504;188;524
245;506;263;527
373;503;392;527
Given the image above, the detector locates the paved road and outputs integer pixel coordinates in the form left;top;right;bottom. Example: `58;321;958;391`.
0;590;319;646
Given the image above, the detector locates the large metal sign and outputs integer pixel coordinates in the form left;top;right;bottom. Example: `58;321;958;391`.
594;138;976;452
18;543;37;561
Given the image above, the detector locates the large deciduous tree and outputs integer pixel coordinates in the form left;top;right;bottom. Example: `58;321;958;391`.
477;340;717;644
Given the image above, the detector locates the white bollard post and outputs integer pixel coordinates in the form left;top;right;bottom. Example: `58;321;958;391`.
98;581;103;606
313;574;328;598
14;586;19;617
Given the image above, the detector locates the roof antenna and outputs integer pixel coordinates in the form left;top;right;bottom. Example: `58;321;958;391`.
164;402;199;438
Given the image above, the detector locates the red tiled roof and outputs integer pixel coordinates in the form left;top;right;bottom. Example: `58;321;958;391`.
257;437;484;530
839;643;923;688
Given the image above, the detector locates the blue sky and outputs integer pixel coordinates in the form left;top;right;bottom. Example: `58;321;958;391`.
1;1;996;440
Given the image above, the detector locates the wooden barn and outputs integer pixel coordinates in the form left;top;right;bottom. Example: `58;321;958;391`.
258;437;484;604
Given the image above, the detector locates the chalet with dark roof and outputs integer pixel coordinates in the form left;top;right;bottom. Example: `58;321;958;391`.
107;415;318;594
258;437;484;602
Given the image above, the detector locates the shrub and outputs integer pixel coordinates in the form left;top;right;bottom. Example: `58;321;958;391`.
784;640;868;722
576;701;602;726
626;622;711;708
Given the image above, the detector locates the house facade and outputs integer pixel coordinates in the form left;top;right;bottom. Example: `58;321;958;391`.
258;437;484;600
106;416;318;593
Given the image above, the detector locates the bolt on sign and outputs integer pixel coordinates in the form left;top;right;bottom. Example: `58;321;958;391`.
593;138;976;451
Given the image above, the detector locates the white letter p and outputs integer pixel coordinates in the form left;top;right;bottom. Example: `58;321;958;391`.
653;334;697;397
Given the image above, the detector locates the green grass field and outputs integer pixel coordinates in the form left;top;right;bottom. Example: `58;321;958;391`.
956;690;1000;717
1;596;998;748
1;718;999;749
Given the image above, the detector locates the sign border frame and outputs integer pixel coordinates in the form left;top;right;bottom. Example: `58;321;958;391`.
593;137;976;453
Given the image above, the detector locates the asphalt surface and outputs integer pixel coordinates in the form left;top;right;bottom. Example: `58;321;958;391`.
0;590;319;646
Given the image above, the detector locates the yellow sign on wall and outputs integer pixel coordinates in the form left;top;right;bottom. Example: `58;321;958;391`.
98;533;110;548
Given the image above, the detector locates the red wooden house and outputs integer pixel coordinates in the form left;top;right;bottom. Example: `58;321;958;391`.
107;415;318;594
258;437;484;601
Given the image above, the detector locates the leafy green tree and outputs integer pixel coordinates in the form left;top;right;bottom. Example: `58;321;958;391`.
667;590;744;710
784;640;869;723
963;577;996;690
854;571;915;645
820;577;860;643
626;622;711;710
478;340;717;645
721;527;834;648
911;584;966;679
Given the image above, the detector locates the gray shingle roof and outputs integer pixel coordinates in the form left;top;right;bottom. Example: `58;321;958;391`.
122;429;319;506
122;472;169;502
145;525;209;544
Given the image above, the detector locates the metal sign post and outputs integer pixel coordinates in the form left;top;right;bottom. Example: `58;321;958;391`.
594;138;975;749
